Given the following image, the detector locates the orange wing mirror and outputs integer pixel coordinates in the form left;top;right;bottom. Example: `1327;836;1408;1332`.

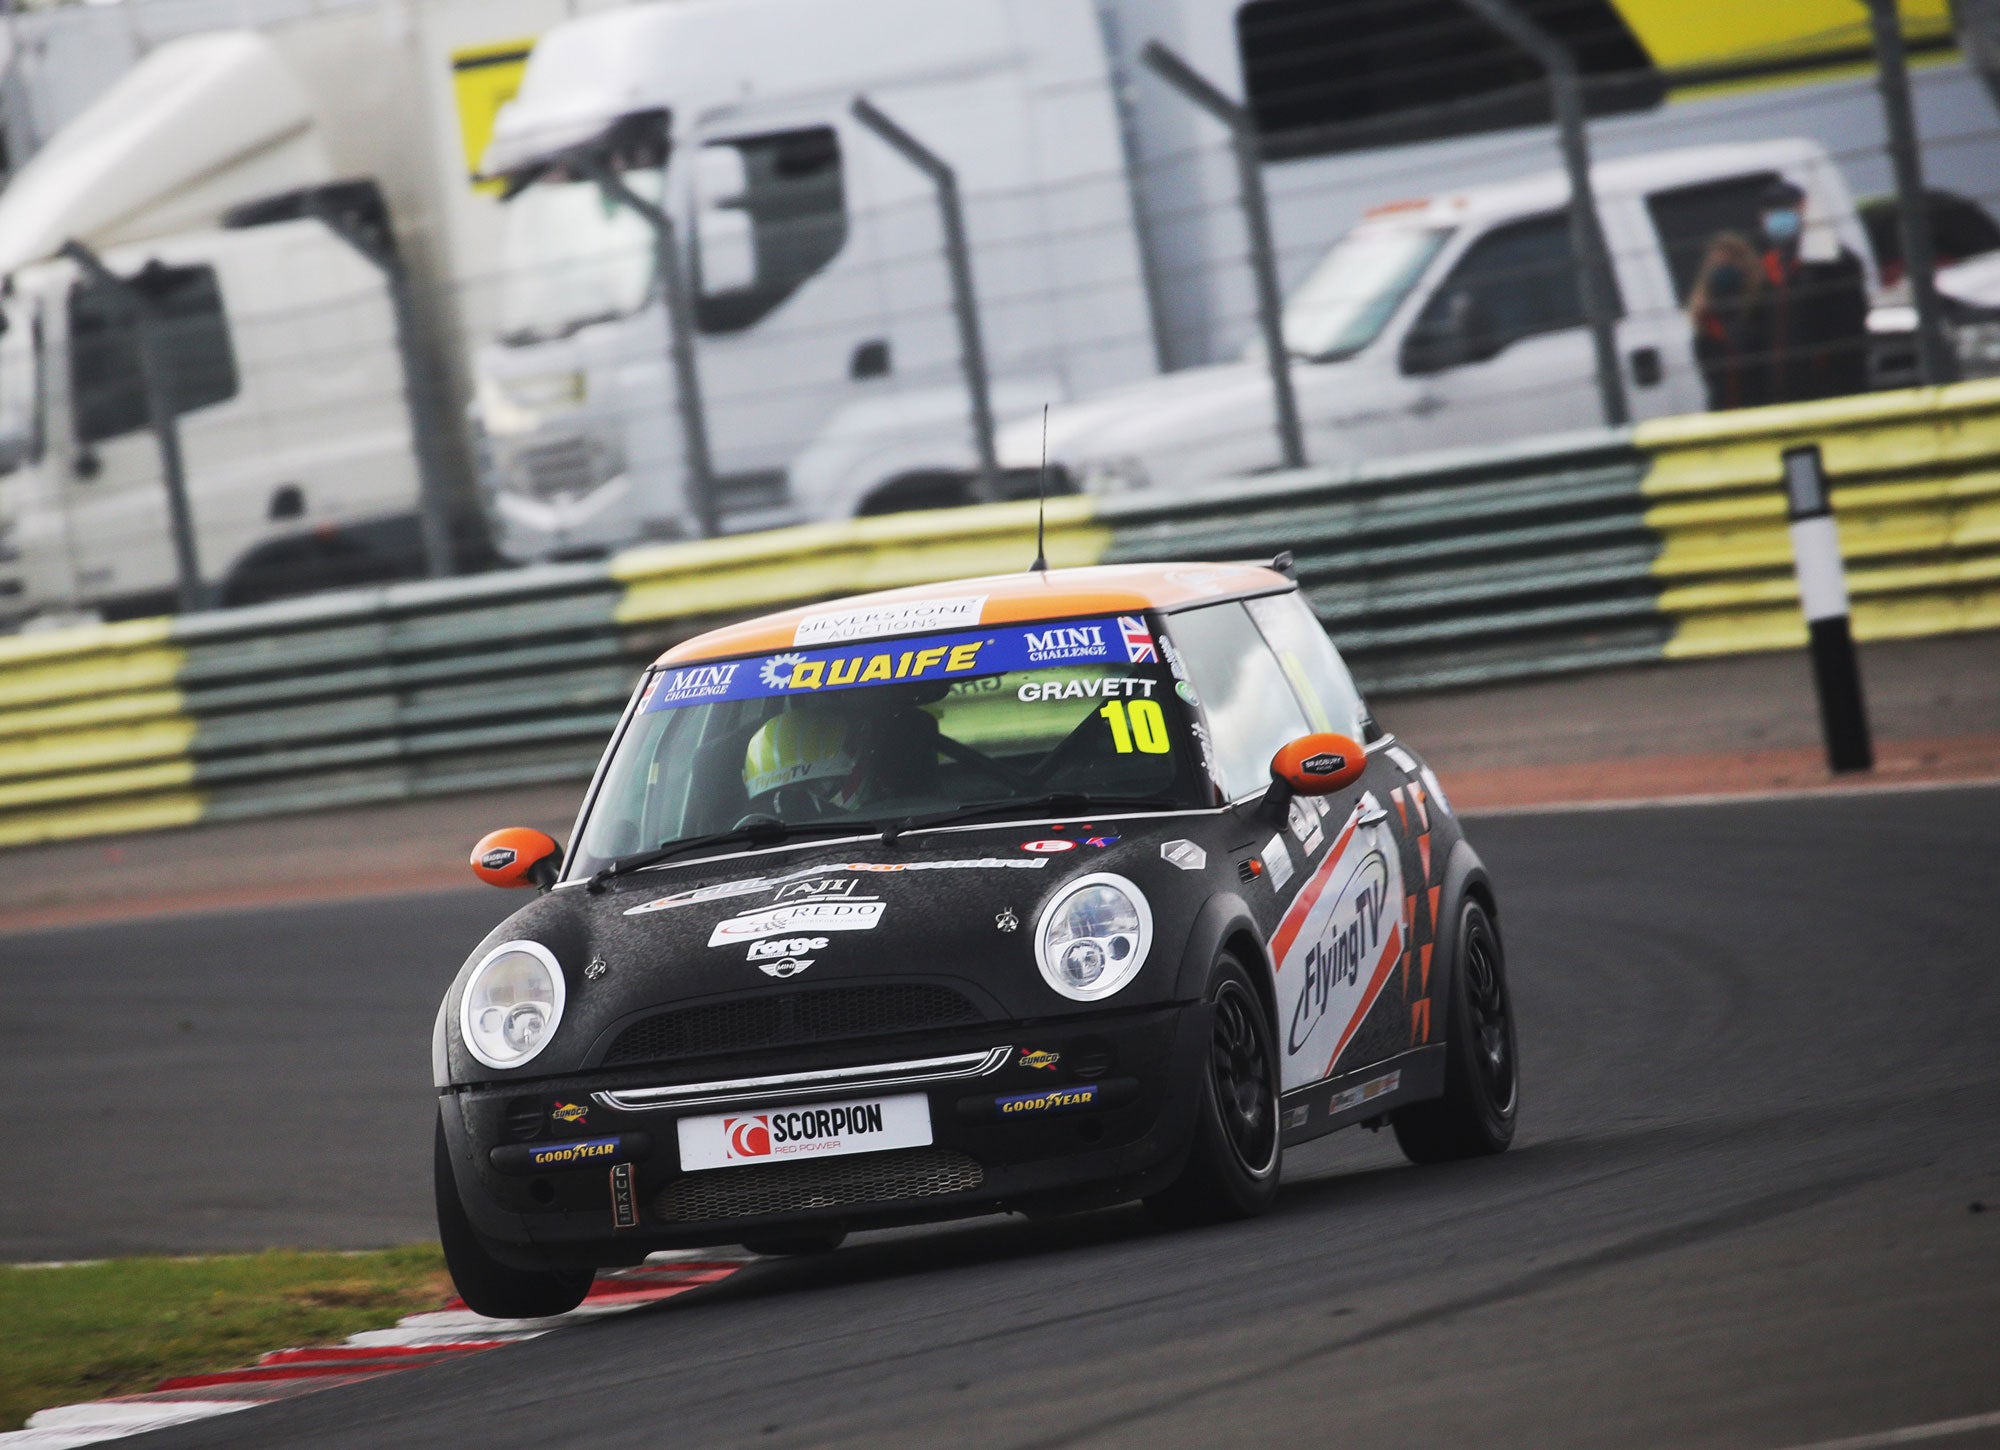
1269;733;1368;796
471;828;563;889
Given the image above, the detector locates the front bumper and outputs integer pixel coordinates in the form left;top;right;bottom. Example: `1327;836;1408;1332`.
439;1001;1208;1266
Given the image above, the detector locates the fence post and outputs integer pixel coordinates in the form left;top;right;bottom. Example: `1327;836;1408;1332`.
307;197;458;578
579;156;721;540
1139;41;1305;471
59;241;207;613
1453;0;1628;429
850;95;1002;503
1867;0;1957;387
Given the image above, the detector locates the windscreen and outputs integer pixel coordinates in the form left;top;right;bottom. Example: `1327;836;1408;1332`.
498;168;662;344
1281;223;1451;361
571;615;1205;874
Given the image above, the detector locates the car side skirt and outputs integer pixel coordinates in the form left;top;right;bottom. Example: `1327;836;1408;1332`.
1277;1043;1448;1148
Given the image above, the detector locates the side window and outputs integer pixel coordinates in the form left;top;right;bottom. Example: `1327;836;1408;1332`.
1646;172;1783;306
1401;213;1618;375
1244;592;1368;739
693;126;847;334
1163;602;1311;801
69;263;238;445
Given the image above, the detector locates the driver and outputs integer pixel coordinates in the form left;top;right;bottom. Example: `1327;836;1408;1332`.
742;692;942;814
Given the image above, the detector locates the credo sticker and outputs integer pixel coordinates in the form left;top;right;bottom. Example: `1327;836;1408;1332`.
707;900;884;947
1021;839;1077;854
1161;839;1207;871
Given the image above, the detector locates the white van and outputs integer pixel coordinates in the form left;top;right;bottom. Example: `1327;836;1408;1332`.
998;140;1878;495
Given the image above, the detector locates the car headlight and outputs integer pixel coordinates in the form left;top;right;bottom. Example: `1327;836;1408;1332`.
1035;872;1153;1001
458;941;567;1069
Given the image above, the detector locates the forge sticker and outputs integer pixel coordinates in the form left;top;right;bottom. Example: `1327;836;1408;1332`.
707;899;884;947
1268;805;1406;1093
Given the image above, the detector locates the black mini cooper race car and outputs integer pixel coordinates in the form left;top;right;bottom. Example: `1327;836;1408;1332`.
435;562;1517;1317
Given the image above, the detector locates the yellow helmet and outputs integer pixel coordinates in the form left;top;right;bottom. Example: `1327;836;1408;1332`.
743;707;855;800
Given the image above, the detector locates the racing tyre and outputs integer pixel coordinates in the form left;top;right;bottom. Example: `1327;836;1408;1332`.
1146;954;1282;1227
434;1117;594;1319
740;1230;848;1256
1393;899;1517;1163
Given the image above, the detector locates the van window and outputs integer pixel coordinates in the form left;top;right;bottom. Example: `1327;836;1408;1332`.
1162;601;1312;801
1646;172;1784;305
1243;593;1368;740
1401;213;1616;374
70;263;238;445
694;126;847;335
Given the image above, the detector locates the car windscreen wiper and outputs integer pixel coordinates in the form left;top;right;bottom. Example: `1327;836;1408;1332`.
882;792;1182;846
585;818;883;892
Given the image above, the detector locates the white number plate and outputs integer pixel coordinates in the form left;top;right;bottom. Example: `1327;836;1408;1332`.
676;1093;932;1172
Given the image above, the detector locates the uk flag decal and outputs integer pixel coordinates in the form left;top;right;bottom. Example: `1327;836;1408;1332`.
1119;615;1156;663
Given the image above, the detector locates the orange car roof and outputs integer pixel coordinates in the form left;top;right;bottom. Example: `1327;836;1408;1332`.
656;562;1293;667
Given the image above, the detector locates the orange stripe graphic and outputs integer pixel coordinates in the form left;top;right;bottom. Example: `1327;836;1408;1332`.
1321;922;1404;1078
1269;809;1360;967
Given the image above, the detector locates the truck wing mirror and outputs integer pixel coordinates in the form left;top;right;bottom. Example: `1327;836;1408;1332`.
471;828;563;889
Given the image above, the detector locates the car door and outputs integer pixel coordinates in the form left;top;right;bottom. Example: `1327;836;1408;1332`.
1392;211;1617;450
1161;597;1413;1094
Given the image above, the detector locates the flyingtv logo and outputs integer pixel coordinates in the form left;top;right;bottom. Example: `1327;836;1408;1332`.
1023;624;1108;662
1288;850;1392;1054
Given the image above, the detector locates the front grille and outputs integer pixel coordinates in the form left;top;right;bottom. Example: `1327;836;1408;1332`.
655;1147;984;1222
602;983;984;1066
512;434;618;501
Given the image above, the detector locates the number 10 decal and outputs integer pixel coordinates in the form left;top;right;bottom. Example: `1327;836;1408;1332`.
1100;699;1170;754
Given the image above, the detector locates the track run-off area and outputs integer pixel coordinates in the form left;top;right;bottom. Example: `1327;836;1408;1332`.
3;784;1996;1450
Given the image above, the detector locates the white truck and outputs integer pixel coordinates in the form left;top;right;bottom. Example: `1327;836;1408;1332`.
472;0;1158;557
0;2;580;624
1000;139;1881;494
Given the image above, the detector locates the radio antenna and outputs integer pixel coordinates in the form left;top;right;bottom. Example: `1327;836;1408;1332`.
1030;404;1049;573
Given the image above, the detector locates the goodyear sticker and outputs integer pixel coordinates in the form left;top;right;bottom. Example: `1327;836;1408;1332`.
640;617;1150;712
996;1084;1099;1116
527;1137;622;1169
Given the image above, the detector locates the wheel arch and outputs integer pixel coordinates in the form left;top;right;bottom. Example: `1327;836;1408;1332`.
1172;890;1278;1036
1433;838;1497;1012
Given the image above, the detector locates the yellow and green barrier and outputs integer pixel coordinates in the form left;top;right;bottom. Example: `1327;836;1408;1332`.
3;381;1997;851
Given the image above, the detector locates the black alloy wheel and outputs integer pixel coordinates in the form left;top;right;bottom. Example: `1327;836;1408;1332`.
1392;899;1518;1163
1146;953;1283;1226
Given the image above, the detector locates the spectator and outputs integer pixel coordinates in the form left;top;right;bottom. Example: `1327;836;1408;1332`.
1754;178;1870;403
1689;231;1769;410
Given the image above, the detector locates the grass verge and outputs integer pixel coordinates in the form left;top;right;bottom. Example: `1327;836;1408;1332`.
0;1246;451;1431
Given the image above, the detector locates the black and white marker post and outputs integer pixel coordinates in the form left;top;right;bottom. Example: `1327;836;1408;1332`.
1782;444;1873;773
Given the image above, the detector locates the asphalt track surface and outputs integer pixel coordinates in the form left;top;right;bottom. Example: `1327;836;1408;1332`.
5;785;1998;1448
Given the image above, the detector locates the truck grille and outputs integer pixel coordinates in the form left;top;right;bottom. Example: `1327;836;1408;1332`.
654;1147;984;1222
513;434;618;501
602;984;984;1067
